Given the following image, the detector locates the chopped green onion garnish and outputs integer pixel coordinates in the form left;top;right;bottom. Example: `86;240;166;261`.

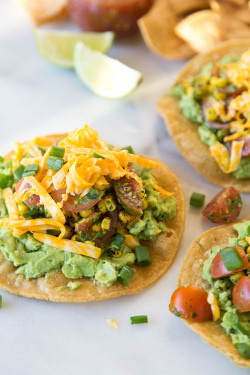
50;146;65;158
221;247;244;271
0;174;11;189
0;156;4;163
92;152;105;159
111;233;125;250
37;146;46;155
190;192;205;207
22;164;39;177
122;146;134;154
130;315;148;324
23;206;40;218
135;246;152;266
46;156;64;172
0;295;2;308
118;265;135;286
235;322;249;336
237;343;250;359
14;165;25;181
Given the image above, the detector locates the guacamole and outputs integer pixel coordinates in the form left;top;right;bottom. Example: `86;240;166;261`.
170;53;250;179
202;222;250;358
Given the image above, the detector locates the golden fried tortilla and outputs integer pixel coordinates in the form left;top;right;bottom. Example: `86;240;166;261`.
158;39;250;192
0;134;185;302
177;217;250;368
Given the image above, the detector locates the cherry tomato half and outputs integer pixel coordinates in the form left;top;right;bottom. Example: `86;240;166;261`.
15;178;40;207
169;286;213;322
211;246;248;279
202;187;242;224
232;276;250;313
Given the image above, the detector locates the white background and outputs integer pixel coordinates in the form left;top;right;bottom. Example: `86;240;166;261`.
0;1;250;374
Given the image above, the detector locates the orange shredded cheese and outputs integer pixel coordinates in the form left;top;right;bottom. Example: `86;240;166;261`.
149;178;173;197
33;233;101;258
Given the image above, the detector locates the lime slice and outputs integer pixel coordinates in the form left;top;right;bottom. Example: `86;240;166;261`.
34;29;115;68
74;42;143;98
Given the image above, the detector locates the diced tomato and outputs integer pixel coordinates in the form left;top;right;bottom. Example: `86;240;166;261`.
169;286;213;322
113;175;142;216
51;188;100;213
211;246;248;279
202;187;242;224
232;276;250;313
15;177;40;207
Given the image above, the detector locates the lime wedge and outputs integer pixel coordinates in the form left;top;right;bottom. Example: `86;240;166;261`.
34;29;115;68
74;42;143;98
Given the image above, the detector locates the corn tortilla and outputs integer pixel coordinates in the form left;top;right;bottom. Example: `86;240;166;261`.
0;133;185;302
177;217;250;368
158;39;250;192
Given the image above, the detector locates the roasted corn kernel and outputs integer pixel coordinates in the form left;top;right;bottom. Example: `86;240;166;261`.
142;199;148;210
92;223;102;232
79;209;94;218
98;199;107;213
210;77;227;88
71;212;80;222
105;195;116;212
230;271;246;284
247;246;250;255
18;203;28;215
213;90;226;101
116;222;126;235
140;189;146;199
108;248;122;257
205;108;217;121
71;235;80;241
63;226;74;239
118;211;134;223
101;217;111;231
124;234;140;249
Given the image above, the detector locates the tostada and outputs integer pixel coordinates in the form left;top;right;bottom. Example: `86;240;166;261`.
0;125;185;302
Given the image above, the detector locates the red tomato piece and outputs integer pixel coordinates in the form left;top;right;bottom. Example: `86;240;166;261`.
202;187;242;224
51;188;101;213
15;178;40;207
232;276;250;313
211;246;248;279
169;286;213;322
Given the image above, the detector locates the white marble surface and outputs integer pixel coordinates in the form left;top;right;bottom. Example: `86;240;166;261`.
0;1;250;374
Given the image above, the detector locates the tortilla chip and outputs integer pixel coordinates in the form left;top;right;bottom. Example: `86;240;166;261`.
138;0;195;59
177;217;250;368
17;0;67;26
210;0;250;25
0;133;185;302
158;39;250;192
175;10;250;53
169;0;209;16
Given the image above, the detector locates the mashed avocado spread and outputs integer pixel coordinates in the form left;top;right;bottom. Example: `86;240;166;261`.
0;163;176;287
170;53;250;179
202;222;250;356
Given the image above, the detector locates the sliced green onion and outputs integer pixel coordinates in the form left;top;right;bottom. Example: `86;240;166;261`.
221;247;244;271
111;233;125;250
122;146;134;154
46;156;64;172
0;174;11;189
118;265;135;286
0;295;2;308
37;146;46;155
92;152;105;159
23;206;40;218
235;322;249;336
135;246;152;266
190;192;206;207
0;156;4;163
22;164;39;177
14;165;25;181
50;146;65;158
237;343;250;359
130;315;148;324
47;229;60;236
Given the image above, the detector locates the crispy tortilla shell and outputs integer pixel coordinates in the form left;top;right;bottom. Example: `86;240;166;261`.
177;217;250;368
0;133;185;302
158;39;250;192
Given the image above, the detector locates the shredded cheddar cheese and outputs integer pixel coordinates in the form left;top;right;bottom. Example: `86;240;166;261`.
149;178;173;197
207;292;220;321
33;233;101;258
209;141;244;173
